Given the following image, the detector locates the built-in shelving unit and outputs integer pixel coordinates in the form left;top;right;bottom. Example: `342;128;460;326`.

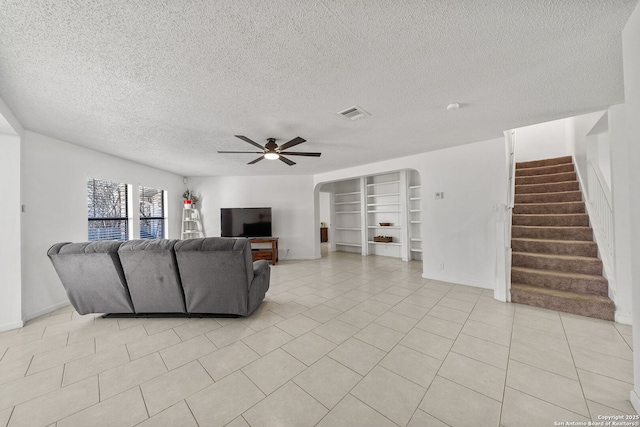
366;172;405;259
408;171;422;260
332;179;364;254
329;170;422;262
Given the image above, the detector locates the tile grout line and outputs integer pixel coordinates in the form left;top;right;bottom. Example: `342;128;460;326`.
497;302;517;426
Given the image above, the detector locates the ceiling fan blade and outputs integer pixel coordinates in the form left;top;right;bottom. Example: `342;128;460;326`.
278;137;306;151
278;152;321;157
248;156;265;165
235;135;265;150
278;155;296;166
217;151;264;154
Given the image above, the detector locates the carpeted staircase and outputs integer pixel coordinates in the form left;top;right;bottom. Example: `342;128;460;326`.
510;155;615;321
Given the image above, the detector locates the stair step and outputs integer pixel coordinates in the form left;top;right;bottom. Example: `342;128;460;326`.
511;267;608;296
515;171;577;186
513;201;585;215
512;226;593;241
516;156;573;169
515;181;579;194
515;191;583;204
512;252;602;275
515;163;575;177
512;213;589;227
510;284;614;321
511;238;597;257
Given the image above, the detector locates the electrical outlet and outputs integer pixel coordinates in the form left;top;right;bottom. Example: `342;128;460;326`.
439;263;445;270
434;192;444;200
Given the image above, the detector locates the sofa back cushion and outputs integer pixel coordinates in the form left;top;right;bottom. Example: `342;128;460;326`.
47;241;134;315
174;237;252;315
118;239;186;313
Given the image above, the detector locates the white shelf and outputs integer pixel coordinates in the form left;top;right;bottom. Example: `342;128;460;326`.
410;209;421;213
336;242;362;247
336;227;361;231
368;210;401;213
367;180;401;187
410;220;422;224
367;203;401;207
410;238;423;242
368;226;401;229
409;185;421;189
367;192;400;198
335;201;361;205
336;211;361;214
335;191;361;196
409;197;422;201
410;248;423;253
368;241;402;246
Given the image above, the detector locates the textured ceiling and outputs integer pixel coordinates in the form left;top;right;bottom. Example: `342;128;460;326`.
0;1;636;176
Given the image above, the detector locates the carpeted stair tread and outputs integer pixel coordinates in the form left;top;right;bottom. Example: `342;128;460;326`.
515;191;583;204
512;252;602;275
515;180;579;194
512;226;594;241
516;156;573;169
510;284;614;321
511;266;608;296
516;163;575;177
515;171;577;186
511;238;597;257
512;213;589;227
513;201;585;215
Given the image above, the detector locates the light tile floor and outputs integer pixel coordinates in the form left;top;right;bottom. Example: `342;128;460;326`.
0;250;636;426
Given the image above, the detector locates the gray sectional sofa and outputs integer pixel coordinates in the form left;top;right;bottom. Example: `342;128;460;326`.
47;237;270;317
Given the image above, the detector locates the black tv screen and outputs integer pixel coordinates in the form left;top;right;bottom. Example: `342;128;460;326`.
221;207;272;238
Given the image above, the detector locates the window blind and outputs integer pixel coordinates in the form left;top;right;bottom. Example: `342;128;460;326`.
87;178;129;241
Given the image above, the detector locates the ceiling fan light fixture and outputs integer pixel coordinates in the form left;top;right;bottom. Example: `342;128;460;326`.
264;152;280;160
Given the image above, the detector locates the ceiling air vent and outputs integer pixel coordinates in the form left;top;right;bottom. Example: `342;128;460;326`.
337;105;370;120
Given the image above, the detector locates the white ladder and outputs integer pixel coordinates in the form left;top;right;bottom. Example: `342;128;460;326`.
181;207;204;239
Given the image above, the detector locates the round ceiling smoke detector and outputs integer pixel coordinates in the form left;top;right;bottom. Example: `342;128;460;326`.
446;103;460;111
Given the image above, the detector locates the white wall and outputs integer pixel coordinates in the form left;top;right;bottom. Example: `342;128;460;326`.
514;118;570;162
597;133;612;189
609;104;632;324
186;175;316;260
21;131;185;319
319;192;330;227
621;0;640;413
0;133;23;332
568;111;606;190
314;137;508;289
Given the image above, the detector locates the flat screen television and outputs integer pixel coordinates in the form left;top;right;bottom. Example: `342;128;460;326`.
221;207;272;238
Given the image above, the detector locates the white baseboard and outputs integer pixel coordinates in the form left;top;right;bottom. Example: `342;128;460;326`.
615;311;633;325
422;273;492;290
24;300;71;322
0;320;25;333
630;390;640;415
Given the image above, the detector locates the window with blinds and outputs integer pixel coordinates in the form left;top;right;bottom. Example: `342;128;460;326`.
87;178;129;241
140;186;165;239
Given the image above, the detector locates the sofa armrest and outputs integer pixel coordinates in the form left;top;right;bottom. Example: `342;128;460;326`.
253;260;270;278
247;260;270;315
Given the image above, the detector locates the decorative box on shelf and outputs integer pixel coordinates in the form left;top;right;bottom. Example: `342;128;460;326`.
373;236;393;243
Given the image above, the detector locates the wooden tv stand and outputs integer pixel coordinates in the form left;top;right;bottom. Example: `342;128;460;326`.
250;237;279;265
